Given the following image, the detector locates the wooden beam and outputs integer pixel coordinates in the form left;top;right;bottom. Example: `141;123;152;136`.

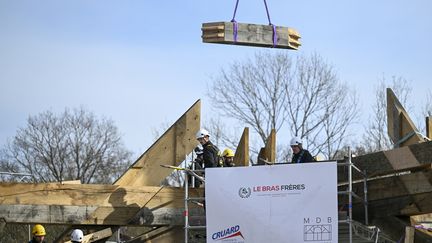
127;226;184;243
352;192;432;220
267;129;276;163
404;226;415;243
257;129;276;164
0;183;204;226
411;214;432;238
61;180;81;184
370;216;432;243
114;100;201;187
340;169;432;202
233;127;249;167
387;88;423;147
202;22;301;50
427;116;432;139
338;141;432;182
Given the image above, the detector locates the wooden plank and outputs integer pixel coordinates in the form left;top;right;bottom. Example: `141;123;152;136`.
0;182;204;226
387;88;423;147
62;180;81;184
202;22;301;50
411;213;432;224
233;127;249;167
127;226;184;243
257;129;276;164
427;116;432;139
114;100;201;187
411;214;432;238
267;129;276;163
404;226;415;243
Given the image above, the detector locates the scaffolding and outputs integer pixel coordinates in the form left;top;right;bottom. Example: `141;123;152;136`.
338;148;395;243
183;156;206;243
179;148;396;243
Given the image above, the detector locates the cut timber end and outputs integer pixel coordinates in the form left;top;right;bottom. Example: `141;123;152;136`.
114;100;201;187
233;127;250;167
386;88;423;147
202;21;301;50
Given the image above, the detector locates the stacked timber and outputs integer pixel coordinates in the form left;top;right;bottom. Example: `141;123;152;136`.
338;141;432;215
202;21;301;50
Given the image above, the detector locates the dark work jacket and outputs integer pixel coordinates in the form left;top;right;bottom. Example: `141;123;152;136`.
202;141;219;168
29;239;46;243
292;149;315;163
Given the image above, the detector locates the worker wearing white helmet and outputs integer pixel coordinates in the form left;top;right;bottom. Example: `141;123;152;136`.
71;229;84;243
290;136;315;163
196;128;220;168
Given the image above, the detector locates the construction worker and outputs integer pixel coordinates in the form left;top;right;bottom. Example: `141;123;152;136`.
29;224;46;243
188;145;204;188
290;136;315;163
70;229;84;243
220;148;236;167
196;128;220;168
193;145;204;169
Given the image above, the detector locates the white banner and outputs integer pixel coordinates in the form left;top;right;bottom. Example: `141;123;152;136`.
205;162;338;243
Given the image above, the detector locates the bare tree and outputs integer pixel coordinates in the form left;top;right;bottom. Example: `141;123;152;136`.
209;52;290;143
0;107;132;183
208;52;359;160
284;54;359;159
424;90;432;117
362;76;412;152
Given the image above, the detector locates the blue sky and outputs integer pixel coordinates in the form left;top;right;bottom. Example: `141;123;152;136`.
1;1;431;156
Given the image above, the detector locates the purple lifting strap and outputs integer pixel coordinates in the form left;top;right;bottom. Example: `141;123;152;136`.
230;0;277;46
263;0;277;47
231;0;240;43
232;21;239;43
272;24;277;47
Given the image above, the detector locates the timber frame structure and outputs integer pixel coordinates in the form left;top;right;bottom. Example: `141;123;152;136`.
1;90;432;242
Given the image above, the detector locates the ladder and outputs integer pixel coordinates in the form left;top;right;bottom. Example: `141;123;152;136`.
161;156;207;243
183;159;206;243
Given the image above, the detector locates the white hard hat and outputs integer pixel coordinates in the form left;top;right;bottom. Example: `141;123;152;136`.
196;128;210;139
71;229;84;242
290;136;303;146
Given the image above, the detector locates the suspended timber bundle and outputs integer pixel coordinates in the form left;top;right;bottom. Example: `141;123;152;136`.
201;21;301;50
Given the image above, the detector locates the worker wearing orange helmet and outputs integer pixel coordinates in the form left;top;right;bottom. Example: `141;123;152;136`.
29;224;46;243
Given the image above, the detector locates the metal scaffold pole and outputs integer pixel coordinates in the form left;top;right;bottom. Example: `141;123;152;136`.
184;154;189;243
348;147;353;243
364;169;369;226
